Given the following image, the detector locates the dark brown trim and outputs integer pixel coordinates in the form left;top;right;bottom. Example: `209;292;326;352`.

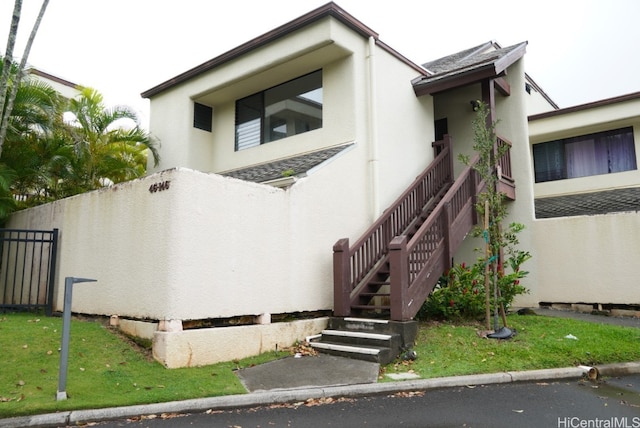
493;42;527;75
482;79;496;126
28;68;78;89
413;42;526;97
374;39;428;75
413;65;502;96
529;91;640;121
141;2;426;99
524;73;559;110
494;76;510;96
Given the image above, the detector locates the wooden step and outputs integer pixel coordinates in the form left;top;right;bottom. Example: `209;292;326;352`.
359;292;390;297
351;304;390;310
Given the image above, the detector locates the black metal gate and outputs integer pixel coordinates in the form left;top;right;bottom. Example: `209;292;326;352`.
0;228;59;315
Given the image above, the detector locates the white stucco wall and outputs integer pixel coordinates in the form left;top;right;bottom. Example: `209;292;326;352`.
6;170;177;318
533;212;640;305
5;147;372;321
524;79;557;115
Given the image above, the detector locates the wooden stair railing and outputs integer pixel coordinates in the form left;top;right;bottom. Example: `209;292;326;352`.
333;135;514;321
333;136;454;317
388;135;514;321
389;155;485;321
496;136;516;200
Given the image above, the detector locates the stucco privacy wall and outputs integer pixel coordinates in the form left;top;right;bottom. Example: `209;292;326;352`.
5;147;370;320
533;212;640;305
6;170;177;318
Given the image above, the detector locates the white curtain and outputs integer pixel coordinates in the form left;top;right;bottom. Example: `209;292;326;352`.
566;139;607;178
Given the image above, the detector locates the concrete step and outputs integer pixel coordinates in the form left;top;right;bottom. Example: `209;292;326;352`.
318;329;400;350
309;319;409;365
309;340;392;364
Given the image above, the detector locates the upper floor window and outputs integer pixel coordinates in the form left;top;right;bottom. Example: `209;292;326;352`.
193;102;213;132
235;70;322;151
533;127;637;183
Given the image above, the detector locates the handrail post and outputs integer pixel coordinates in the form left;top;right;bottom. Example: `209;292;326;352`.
333;238;351;317
389;235;409;321
443;134;454;182
443;202;453;272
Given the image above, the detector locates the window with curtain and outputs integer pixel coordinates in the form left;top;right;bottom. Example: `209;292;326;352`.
533;127;637;183
235;70;323;151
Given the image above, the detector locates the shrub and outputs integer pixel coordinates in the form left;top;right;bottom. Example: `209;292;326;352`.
417;250;530;321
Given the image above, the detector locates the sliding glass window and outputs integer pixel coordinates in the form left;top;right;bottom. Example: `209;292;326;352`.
235;70;322;151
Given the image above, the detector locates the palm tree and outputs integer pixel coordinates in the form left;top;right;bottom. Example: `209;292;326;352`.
65;87;159;191
1;71;158;210
0;61;63;208
0;0;50;157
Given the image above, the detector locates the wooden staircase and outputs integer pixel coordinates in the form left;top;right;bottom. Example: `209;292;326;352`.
348;183;452;315
325;135;514;362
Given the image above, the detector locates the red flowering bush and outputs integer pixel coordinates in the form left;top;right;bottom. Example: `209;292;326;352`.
416;251;529;321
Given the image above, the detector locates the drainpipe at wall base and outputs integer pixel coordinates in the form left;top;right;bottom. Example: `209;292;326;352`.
367;36;381;220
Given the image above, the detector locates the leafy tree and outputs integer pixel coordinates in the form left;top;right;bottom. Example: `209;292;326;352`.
0;70;159;211
64;87;159;192
463;101;530;329
0;1;158;216
0;60;62;209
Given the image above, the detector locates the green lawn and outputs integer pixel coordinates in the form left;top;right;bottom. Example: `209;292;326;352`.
1;311;640;418
0;312;282;418
384;315;640;380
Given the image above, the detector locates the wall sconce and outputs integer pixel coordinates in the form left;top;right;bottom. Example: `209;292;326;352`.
470;100;481;112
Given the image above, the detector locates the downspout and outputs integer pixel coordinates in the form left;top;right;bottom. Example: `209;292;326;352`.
367;36;380;219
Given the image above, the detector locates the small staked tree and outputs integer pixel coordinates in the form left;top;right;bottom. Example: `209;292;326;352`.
461;101;530;331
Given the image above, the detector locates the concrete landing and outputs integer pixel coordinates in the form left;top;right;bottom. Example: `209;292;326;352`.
235;354;380;392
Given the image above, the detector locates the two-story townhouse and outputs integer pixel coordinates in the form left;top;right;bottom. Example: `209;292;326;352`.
11;2;623;367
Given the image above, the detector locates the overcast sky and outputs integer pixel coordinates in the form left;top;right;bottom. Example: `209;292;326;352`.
2;0;639;128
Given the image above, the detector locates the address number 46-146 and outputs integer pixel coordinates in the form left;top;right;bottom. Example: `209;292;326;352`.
149;180;171;193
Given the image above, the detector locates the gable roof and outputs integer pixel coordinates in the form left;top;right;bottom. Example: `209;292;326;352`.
141;2;426;99
413;41;528;96
221;143;353;184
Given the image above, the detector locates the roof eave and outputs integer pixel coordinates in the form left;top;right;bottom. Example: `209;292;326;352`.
413;64;500;96
529;91;640;121
413;41;527;97
493;42;527;75
142;2;384;99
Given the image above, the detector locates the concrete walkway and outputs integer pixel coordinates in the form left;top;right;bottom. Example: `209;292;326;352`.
4;308;640;428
